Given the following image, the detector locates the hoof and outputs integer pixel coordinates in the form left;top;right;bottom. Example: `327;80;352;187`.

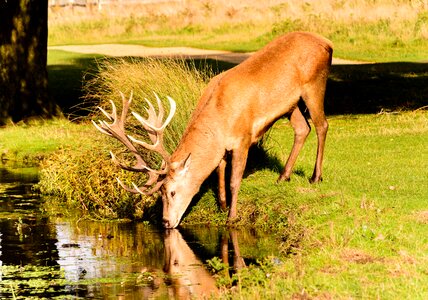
277;175;291;183
226;216;239;226
219;203;228;212
309;176;323;184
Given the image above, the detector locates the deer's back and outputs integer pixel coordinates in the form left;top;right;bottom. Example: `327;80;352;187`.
181;32;333;150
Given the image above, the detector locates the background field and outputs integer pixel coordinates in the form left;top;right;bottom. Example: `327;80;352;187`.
48;0;428;61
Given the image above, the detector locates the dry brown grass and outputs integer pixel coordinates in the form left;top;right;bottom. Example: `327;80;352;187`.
48;0;428;61
414;210;428;224
340;248;378;264
49;0;427;27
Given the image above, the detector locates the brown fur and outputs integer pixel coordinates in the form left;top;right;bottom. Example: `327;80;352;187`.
162;32;333;228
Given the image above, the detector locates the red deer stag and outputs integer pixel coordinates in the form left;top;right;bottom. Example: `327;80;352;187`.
93;31;333;228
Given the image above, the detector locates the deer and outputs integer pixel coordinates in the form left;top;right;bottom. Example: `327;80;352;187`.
93;31;333;229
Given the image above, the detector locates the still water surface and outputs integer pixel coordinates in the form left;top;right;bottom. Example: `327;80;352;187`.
0;166;279;299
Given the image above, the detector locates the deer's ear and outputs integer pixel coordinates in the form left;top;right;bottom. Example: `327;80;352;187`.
176;153;191;176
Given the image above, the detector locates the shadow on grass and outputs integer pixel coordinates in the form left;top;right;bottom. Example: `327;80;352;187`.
48;56;99;119
326;62;428;114
49;54;428;118
191;59;428;114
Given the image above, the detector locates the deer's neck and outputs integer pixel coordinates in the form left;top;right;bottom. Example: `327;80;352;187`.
173;122;225;187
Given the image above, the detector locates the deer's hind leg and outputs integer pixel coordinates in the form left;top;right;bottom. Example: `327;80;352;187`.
301;77;329;183
278;106;311;182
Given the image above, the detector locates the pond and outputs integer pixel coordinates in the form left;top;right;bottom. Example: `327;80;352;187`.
0;166;281;299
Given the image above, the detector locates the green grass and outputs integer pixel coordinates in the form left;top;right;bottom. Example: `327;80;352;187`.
2;109;426;298
49;18;428;62
0;119;86;164
207;112;428;299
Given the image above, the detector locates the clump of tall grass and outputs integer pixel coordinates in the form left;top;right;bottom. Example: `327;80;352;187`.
38;134;149;219
38;58;211;220
83;57;210;153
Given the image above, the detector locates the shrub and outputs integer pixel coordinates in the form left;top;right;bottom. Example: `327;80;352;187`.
38;58;211;220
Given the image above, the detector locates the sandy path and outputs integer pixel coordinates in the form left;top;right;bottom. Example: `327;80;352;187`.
49;44;369;65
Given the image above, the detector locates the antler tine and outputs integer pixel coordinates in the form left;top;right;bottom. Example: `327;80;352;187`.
164;96;177;129
154;92;164;123
116;178;145;195
141;98;160;144
92;120;112;136
93;91;176;196
131;95;176;132
98;102;116;122
110;151;146;172
116;177;165;196
128;134;160;152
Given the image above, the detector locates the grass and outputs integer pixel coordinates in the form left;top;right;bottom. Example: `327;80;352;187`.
210;112;428;299
48;0;428;62
29;55;428;297
0;119;84;164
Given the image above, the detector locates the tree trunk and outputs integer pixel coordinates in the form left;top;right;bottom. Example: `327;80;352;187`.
0;0;57;125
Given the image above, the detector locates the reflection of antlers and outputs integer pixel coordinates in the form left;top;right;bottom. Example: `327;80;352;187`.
92;91;176;195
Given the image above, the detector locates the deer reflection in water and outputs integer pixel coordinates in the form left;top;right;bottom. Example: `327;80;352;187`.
163;229;218;299
220;230;246;272
163;229;247;299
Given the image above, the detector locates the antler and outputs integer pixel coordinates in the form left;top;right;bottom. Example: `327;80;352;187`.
92;91;176;195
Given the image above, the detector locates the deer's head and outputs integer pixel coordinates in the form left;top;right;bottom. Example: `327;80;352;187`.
161;154;197;228
93;92;192;228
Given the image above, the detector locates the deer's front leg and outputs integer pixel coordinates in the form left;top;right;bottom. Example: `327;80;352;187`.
228;147;249;223
216;157;227;211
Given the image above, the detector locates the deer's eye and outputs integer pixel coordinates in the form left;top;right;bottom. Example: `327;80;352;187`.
170;191;176;197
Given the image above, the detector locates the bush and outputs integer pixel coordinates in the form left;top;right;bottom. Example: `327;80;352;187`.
38;135;150;219
38;58;211;220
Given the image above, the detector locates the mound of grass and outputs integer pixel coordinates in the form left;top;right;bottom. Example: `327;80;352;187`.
37;130;151;220
82;57;211;152
37;58;211;220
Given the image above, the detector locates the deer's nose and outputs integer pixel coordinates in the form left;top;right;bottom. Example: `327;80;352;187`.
162;218;172;228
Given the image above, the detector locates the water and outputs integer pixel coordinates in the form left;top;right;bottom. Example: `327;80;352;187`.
0;166;280;299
